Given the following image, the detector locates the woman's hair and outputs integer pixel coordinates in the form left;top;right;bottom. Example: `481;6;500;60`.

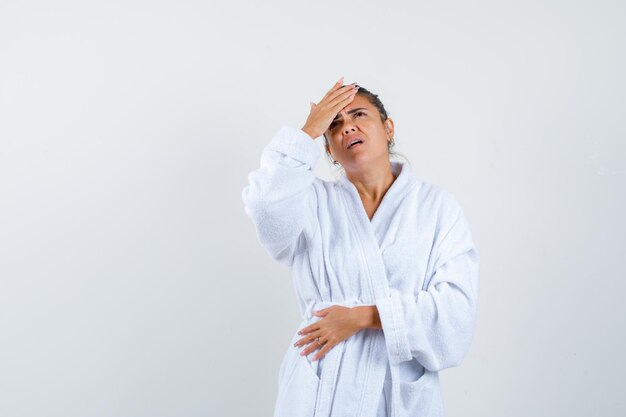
322;85;411;174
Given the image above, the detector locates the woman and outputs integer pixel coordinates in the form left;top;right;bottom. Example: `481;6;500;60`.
241;77;480;417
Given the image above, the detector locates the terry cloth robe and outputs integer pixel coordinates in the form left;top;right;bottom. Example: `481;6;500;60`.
241;125;480;417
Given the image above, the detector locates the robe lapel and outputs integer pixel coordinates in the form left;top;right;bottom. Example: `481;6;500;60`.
337;161;417;300
337;161;418;417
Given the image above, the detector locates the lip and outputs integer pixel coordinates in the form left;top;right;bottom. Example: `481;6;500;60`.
345;137;364;149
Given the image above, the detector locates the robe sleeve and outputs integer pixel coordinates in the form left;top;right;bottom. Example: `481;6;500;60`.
241;125;321;270
374;192;480;371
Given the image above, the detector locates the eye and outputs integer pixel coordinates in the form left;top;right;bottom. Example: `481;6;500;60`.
329;121;339;129
354;111;365;117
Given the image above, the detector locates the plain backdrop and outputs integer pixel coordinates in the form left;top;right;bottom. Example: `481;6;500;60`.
1;1;624;416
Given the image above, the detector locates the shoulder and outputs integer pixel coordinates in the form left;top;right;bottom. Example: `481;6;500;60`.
415;179;464;217
413;179;471;249
309;177;341;209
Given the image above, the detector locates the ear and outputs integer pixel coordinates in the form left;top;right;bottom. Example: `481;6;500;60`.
385;118;395;138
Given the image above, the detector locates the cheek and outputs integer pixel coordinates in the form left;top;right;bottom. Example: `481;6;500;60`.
331;138;343;150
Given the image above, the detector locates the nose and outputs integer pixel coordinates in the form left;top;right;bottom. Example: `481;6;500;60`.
342;120;357;135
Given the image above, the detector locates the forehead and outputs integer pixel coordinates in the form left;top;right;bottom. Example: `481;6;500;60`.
335;95;373;117
347;94;373;109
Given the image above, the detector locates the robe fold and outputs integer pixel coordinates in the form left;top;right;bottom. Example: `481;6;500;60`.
242;125;480;417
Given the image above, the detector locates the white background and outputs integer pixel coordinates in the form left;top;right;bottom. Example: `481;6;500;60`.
1;1;624;416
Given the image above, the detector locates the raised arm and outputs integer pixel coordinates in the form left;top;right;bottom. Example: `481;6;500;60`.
241;126;321;269
242;77;361;269
374;192;480;371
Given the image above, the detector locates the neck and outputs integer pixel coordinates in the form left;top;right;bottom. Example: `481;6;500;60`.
345;160;398;203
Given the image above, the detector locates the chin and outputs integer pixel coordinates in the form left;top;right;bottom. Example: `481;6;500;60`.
343;156;371;169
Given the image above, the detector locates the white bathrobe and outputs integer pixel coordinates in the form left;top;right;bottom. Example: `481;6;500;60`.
242;125;480;417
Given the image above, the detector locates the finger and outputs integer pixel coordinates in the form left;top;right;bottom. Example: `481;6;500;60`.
312;307;327;316
312;340;333;361
329;89;358;111
300;335;325;356
294;333;312;347
325;83;358;105
321;79;357;104
327;85;358;108
298;323;320;336
329;76;344;94
295;330;324;347
318;77;344;103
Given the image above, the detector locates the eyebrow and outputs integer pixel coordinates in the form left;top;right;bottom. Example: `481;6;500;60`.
332;107;367;122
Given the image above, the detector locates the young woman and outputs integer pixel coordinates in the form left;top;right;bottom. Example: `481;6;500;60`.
242;77;480;417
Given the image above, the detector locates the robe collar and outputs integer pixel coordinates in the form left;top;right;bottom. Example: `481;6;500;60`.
337;160;418;226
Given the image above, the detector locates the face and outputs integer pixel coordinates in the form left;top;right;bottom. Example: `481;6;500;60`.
324;94;394;171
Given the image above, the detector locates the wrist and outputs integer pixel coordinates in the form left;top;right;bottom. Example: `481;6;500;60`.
301;126;318;140
353;306;381;330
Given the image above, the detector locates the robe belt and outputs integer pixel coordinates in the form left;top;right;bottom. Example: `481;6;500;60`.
304;299;368;321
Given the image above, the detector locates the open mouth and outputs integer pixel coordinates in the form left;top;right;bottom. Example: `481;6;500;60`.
347;139;363;149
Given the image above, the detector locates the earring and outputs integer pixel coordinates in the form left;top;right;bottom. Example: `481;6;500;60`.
333;159;340;165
